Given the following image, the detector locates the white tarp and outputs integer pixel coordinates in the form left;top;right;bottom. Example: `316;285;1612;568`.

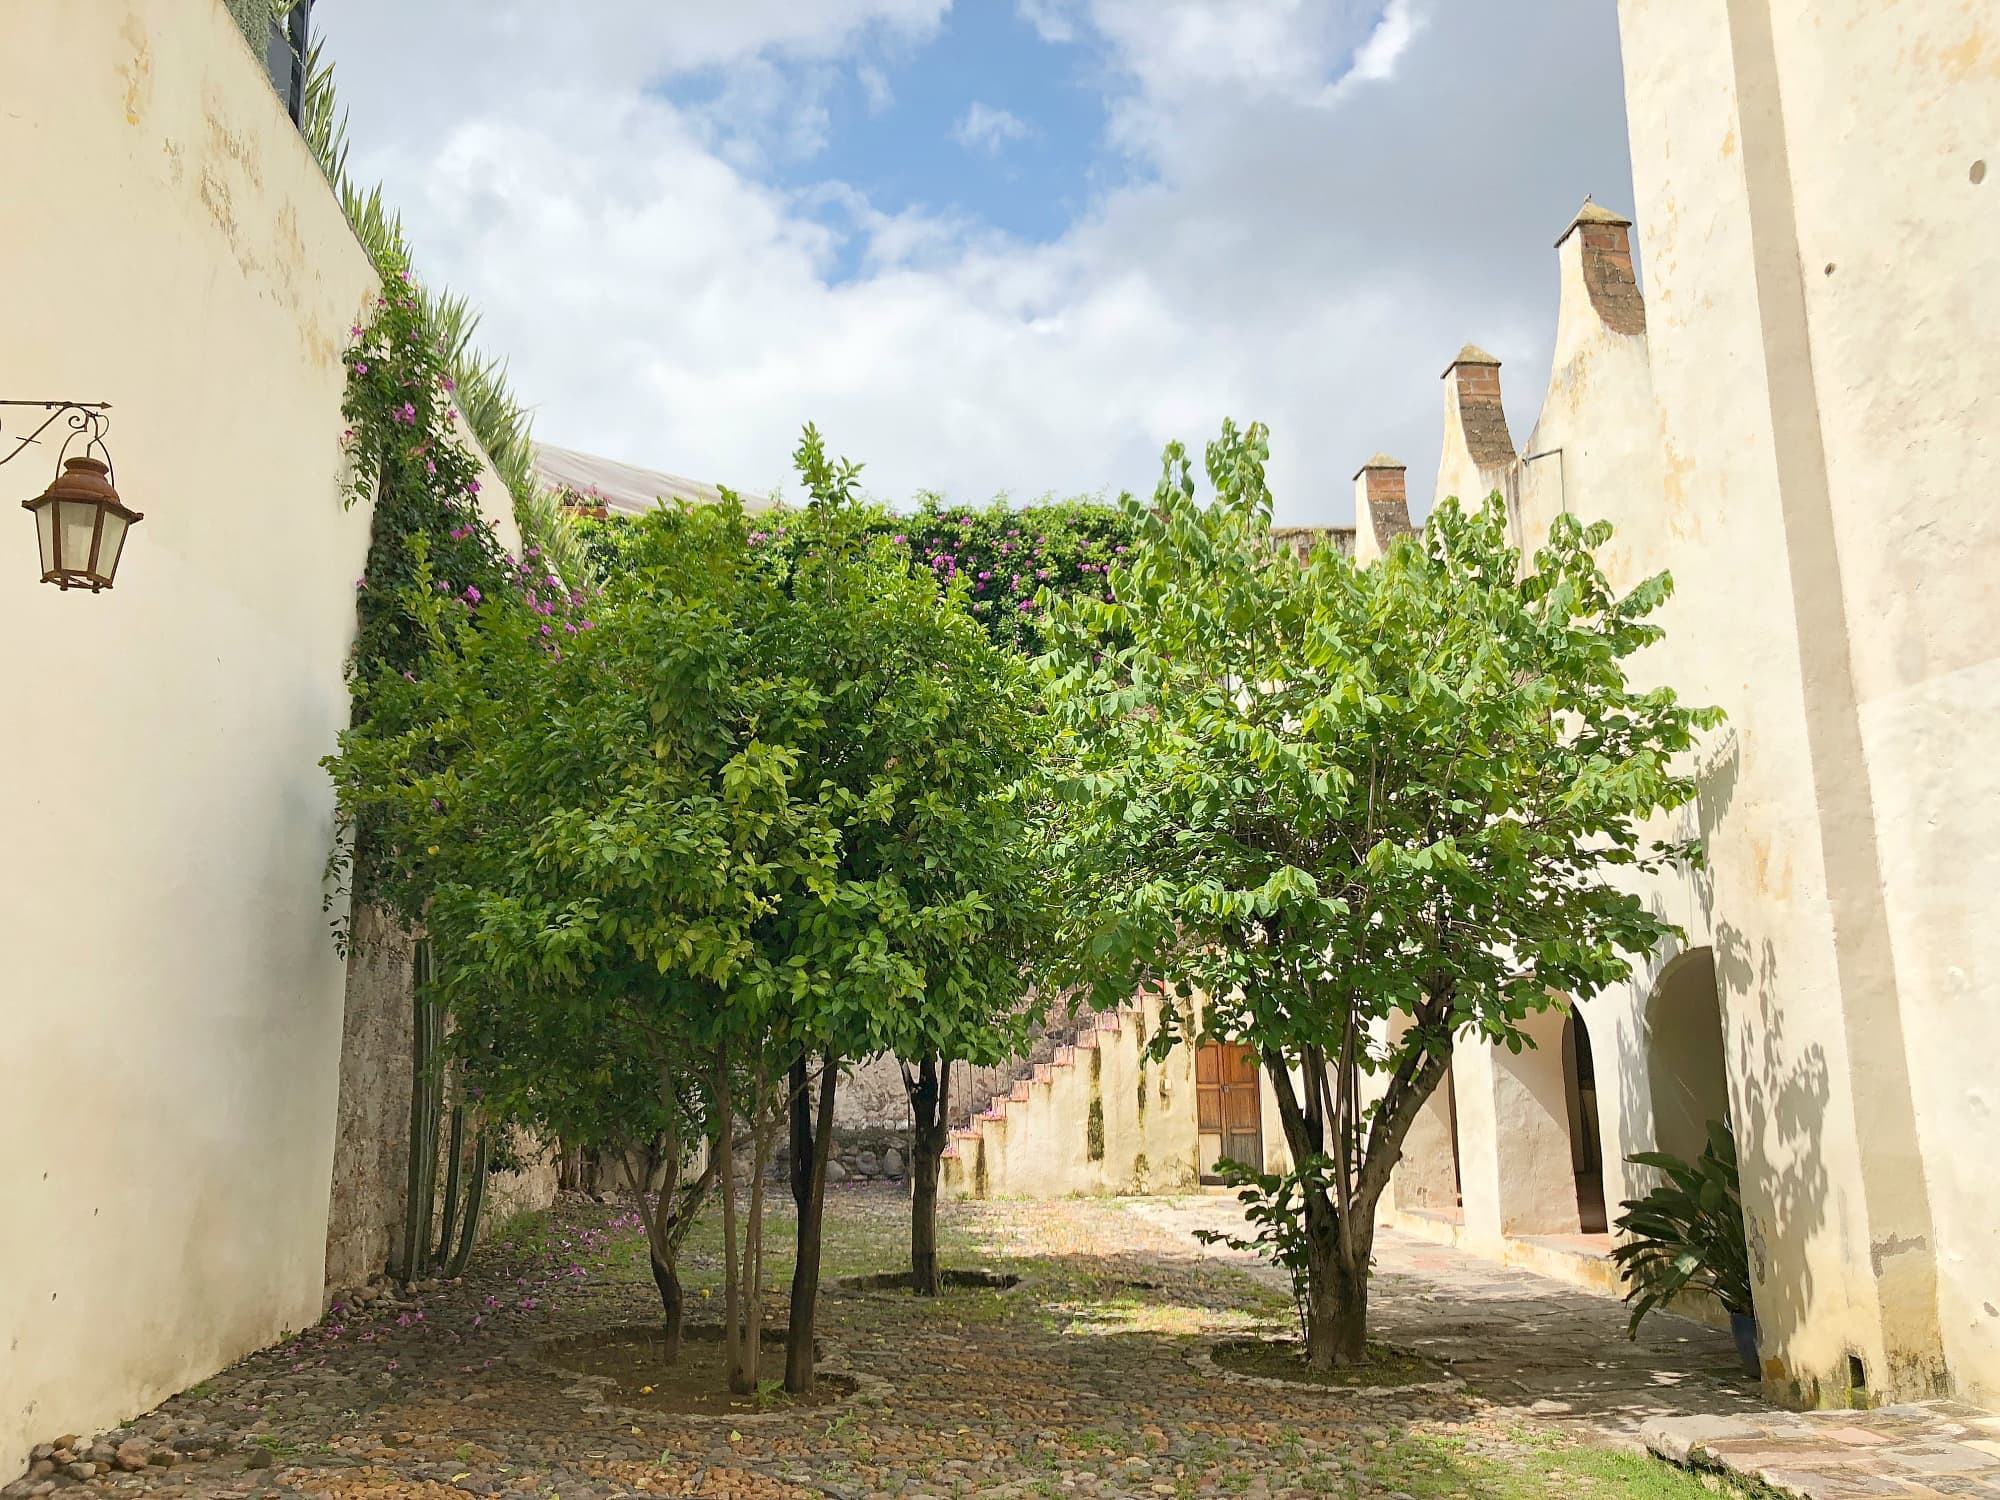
532;442;776;516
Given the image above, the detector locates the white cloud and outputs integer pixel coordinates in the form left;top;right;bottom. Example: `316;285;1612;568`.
858;62;896;113
953;102;1035;155
1015;0;1082;43
1350;0;1425;82
317;0;1637;525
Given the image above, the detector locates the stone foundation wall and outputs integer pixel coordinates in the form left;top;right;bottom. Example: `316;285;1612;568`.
323;908;558;1298
774;1126;912;1187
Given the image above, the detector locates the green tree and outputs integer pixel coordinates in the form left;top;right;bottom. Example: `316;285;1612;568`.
1034;420;1718;1368
747;430;1048;1375
324;512;788;1365
330;427;1046;1393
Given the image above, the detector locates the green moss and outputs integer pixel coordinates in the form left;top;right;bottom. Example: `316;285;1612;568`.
1087;1093;1106;1161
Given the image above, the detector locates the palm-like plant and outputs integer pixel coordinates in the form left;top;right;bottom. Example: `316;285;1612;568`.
294;29;596;589
1611;1119;1754;1336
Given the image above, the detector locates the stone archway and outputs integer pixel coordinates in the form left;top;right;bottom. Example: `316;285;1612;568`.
1645;947;1730;1163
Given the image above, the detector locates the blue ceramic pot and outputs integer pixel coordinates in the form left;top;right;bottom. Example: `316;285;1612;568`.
1729;1311;1760;1376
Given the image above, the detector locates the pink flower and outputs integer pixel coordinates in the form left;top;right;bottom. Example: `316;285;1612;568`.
350;325;363;337
355;362;369;375
893;534;906;545
540;624;552;636
466;479;481;494
354;578;367;590
462;586;482;605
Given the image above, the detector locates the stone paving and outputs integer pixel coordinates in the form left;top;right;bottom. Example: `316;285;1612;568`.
1134;1195;2000;1499
1126;1196;1764;1448
1641;1405;2000;1499
10;1185;1991;1500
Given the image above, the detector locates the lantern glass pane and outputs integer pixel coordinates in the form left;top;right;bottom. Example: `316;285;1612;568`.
33;503;56;576
57;498;99;578
94;512;130;584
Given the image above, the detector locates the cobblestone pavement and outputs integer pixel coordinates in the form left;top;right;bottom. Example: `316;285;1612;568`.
1125;1196;1763;1446
2;1187;1793;1500
1134;1195;2000;1498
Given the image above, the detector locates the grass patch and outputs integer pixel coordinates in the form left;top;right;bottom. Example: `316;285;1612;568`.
1374;1432;1745;1499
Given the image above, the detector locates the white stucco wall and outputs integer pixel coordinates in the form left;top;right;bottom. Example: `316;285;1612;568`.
1749;0;1998;1406
1613;0;1997;1407
0;0;520;1475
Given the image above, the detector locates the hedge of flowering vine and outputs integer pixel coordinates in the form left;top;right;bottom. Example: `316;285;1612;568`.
336;251;597;919
856;494;1137;655
597;492;1136;656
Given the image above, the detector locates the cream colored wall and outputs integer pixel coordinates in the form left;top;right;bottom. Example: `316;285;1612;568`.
1747;0;2000;1408
1614;0;1992;1407
941;996;1200;1200
0;0;520;1475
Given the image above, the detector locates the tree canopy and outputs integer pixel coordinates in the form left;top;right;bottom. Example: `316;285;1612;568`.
1033;419;1719;1365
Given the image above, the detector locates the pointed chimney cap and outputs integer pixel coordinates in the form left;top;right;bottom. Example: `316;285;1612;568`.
1557;196;1633;246
1442;342;1501;377
1352;452;1406;480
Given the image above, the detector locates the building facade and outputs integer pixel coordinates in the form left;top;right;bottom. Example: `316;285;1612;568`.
949;0;2000;1414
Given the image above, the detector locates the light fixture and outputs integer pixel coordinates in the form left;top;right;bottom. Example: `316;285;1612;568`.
4;400;141;591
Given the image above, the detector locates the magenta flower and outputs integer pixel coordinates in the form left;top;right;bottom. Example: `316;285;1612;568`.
541;624;552;636
893;534;907;545
462;586;482;605
354;577;367;590
355;362;369;375
466;479;481;494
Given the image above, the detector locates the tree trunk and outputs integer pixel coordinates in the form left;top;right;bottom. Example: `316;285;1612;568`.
651;1251;685;1362
907;1052;949;1296
714;1045;751;1394
784;1054;840;1394
789;1053;814;1215
1302;1246;1370;1369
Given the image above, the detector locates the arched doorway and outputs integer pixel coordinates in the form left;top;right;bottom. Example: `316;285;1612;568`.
1562;1009;1609;1234
1645;947;1730;1163
1392;1028;1463;1218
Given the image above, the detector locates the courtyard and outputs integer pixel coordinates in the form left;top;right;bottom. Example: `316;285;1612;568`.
17;1187;1759;1500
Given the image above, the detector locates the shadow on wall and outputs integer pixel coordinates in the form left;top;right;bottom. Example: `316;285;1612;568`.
1613;735;1836;1405
1716;915;1832;1406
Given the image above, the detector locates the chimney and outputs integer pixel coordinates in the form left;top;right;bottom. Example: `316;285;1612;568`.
1442;343;1515;469
1352;454;1412;564
1556;198;1645;335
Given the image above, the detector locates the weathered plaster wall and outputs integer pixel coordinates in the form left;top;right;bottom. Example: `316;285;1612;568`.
942;997;1200;1200
1746;0;2000;1409
1612;0;1996;1407
0;0;521;1474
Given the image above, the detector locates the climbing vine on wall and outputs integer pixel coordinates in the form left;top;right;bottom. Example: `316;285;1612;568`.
342;257;510;682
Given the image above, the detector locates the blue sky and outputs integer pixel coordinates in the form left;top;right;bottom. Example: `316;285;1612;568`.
319;1;1637;524
680;5;1123;277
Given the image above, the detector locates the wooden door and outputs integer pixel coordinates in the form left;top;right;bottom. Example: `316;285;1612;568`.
1196;1041;1264;1177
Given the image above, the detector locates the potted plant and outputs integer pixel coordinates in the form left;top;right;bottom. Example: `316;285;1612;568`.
1611;1119;1760;1375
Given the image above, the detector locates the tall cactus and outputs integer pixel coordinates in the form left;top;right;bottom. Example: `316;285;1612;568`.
398;939;491;1283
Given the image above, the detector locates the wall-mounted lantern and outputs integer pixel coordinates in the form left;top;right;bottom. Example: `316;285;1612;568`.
4;401;142;591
